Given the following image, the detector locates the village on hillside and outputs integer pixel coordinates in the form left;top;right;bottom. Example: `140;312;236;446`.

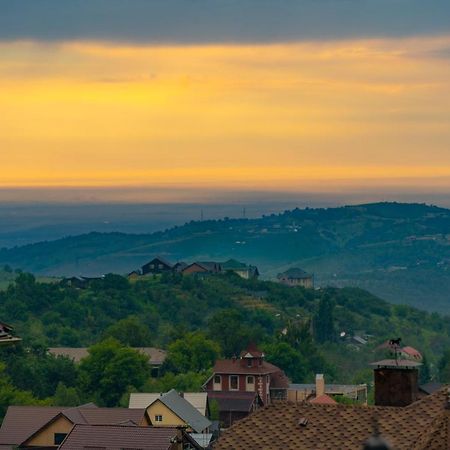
0;285;440;450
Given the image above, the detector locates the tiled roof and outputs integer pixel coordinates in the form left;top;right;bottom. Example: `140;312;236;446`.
309;394;337;405
0;406;64;446
208;391;261;413
213;359;285;376
58;424;183;450
0;405;147;447
214;388;450;450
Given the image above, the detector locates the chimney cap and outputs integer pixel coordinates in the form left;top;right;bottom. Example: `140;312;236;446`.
370;359;421;369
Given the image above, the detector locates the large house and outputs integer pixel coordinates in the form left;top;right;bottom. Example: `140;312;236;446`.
277;267;314;288
141;256;174;275
203;344;289;408
182;261;222;276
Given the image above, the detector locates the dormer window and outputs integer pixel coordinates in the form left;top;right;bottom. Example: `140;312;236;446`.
247;359;253;368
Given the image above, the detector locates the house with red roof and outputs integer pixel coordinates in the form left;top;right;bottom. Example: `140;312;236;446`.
204;343;289;409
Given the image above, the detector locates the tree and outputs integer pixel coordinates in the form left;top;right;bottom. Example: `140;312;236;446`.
313;296;335;343
103;316;152;347
164;332;220;373
53;382;80;407
78;338;150;406
438;349;450;382
208;310;250;357
419;354;431;384
264;342;307;382
143;371;208;393
0;362;45;419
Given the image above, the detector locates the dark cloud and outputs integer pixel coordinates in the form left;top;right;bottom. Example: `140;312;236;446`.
0;0;449;43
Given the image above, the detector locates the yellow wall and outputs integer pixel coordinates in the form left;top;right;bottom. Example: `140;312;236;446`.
147;400;186;428
26;415;73;447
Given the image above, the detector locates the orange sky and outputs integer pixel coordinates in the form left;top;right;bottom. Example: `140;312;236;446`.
1;36;450;191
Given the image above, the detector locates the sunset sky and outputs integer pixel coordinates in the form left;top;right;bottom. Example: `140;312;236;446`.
1;1;450;200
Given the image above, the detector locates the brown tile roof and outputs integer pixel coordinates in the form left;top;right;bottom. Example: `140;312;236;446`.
214;388;450;450
0;405;147;447
213;359;284;376
0;406;65;446
58;424;182;450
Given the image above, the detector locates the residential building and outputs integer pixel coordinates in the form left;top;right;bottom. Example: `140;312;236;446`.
221;259;259;279
203;344;289;407
276;268;314;288
182;262;222;275
141;256;174;275
129;390;211;435
0;404;150;449
58;424;201;450
207;391;262;428
129;392;209;417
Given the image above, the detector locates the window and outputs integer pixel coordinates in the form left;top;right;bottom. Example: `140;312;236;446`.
230;375;239;390
158;264;163;269
247;359;252;367
54;433;67;445
247;376;254;385
155;415;163;422
214;375;221;384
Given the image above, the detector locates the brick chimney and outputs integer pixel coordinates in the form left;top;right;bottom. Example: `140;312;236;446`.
371;360;420;407
315;374;325;397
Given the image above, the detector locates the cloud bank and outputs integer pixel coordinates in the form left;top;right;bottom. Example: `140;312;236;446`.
1;0;450;43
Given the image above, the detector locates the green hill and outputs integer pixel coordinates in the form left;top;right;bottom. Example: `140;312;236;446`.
1;272;449;386
2;202;450;311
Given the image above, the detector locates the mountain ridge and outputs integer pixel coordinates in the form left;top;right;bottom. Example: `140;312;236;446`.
2;201;450;312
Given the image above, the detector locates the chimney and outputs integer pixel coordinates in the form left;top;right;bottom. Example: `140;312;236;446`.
315;374;325;397
371;360;420;407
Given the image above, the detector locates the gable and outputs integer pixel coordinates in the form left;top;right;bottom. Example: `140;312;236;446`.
23;415;74;447
146;400;186;428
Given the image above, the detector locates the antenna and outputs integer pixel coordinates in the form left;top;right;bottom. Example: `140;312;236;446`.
200;209;204;221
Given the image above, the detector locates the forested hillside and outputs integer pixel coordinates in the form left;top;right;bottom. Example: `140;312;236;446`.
2;202;450;311
1;272;450;415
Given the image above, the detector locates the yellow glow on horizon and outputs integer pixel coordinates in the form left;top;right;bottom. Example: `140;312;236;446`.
1;37;450;190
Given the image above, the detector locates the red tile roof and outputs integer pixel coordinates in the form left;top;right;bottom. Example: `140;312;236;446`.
309;394;337;405
214;388;450;450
